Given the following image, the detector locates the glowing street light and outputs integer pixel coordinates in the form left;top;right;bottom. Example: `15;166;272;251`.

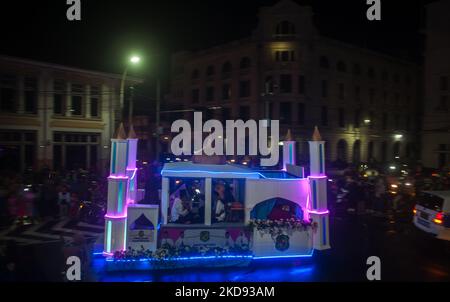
130;56;141;64
394;134;403;139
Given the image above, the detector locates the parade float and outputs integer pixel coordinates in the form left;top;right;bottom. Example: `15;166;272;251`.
100;124;330;271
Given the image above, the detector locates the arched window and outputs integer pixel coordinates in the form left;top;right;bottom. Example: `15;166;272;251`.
320;56;329;69
353;63;361;75
352;140;361;163
222;61;232;74
240;57;251;69
191;69;199;79
336;139;348;163
206;65;215;77
337;61;347;72
276;21;296;36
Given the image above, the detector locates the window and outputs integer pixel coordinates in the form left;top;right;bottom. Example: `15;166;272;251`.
239;81;251;98
279;74;292;93
191;69;200;79
438;95;448;111
353;63;361;75
298;75;305;94
321;106;328;126
440;76;448;91
406;75;412;86
276;21;296;36
0;74;17;113
354;109;361;128
298;103;305;125
321;80;328;98
337;61;347;72
368;67;375;79
280;102;292;124
394;93;400;106
338;107;345;128
222;62;232;75
71;84;84;116
338;83;345;100
355;85;361;102
382;70;388;81
383;91;388;106
393;73;400;84
369;111;374;129
222;83;231;101
206;65;215;77
382;112;388;130
54;80;65;115
275;51;295;62
191;89;200;103
240;57;251;69
167;178;206;224
24;77;37;114
90;86;100;118
320;56;329;69
239;106;250;120
206;87;215;102
369;88;375;104
71;96;83;116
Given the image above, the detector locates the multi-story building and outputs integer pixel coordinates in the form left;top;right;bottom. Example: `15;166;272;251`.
0;55;142;172
168;0;421;166
422;0;450;169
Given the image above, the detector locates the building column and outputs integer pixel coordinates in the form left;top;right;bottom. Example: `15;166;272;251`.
65;82;72;117
161;177;169;225
17;75;25;114
85;84;91;119
205;178;212;226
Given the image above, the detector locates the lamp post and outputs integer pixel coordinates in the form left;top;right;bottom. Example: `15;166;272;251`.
120;55;141;121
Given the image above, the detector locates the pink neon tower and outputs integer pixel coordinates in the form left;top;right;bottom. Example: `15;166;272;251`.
104;123;130;254
308;127;331;250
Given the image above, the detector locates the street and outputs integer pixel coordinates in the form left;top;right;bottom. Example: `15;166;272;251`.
92;210;450;282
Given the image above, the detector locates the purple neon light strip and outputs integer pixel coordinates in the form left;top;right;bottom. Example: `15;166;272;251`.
105;214;127;220
308;210;329;215
108;175;129;180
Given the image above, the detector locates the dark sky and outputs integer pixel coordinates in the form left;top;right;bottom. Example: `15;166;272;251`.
1;0;430;73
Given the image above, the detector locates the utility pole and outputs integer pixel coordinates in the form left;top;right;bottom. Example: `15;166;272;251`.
155;79;161;161
128;86;135;125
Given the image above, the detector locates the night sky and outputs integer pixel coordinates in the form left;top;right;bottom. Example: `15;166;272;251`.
0;0;432;106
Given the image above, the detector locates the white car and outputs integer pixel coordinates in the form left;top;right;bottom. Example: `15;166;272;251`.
413;191;450;241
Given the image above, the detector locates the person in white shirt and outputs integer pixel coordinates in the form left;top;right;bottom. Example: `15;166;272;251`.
235;231;249;249
223;231;235;248
170;190;191;223
160;231;174;249
175;231;187;249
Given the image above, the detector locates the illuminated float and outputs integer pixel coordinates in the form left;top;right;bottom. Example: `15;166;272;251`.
102;124;330;271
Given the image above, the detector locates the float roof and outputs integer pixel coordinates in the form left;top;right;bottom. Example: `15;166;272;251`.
161;162;261;179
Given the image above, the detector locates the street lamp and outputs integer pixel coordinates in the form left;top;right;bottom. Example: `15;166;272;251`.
120;55;141;122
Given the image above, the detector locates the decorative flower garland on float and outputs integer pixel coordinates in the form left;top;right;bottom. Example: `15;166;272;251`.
249;218;317;251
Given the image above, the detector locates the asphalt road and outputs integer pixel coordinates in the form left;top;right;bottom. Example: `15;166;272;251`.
1;209;448;281
94;210;450;282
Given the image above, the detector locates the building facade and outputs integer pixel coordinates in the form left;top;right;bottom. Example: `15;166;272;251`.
168;0;421;166
422;0;450;169
0;55;141;172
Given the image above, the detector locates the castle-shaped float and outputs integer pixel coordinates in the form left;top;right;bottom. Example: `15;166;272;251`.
103;124;330;270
